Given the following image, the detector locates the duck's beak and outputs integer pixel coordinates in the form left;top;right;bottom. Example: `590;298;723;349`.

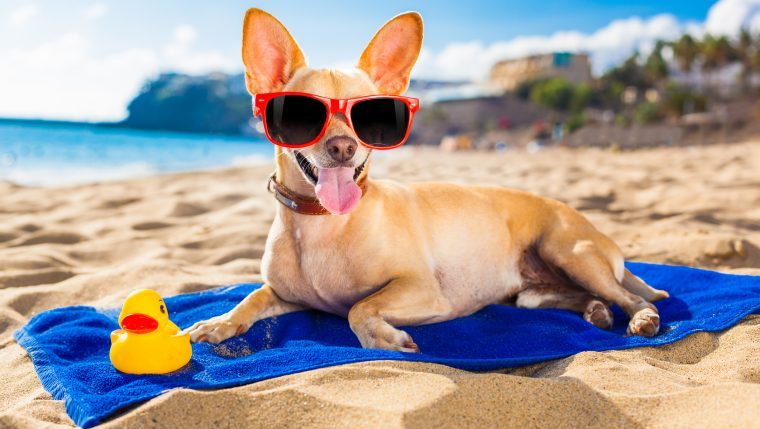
120;313;158;334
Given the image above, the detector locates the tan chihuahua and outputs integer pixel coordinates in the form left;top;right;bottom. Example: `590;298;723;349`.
186;9;668;352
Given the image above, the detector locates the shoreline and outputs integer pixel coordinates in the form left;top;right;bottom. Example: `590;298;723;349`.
0;116;256;138
2;140;759;189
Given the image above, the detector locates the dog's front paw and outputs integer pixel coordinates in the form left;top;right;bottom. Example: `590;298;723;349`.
355;322;420;353
185;314;251;344
626;308;660;337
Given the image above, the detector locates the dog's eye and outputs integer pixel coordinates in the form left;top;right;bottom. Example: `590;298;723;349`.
159;304;165;314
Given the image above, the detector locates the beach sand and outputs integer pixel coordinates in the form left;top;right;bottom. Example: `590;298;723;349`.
1;142;759;428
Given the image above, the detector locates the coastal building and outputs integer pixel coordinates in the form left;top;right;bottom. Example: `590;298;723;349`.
409;94;563;149
489;52;593;91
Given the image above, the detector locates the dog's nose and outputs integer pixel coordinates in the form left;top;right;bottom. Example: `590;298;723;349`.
325;136;358;163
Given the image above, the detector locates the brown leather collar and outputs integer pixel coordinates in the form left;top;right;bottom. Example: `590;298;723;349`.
267;172;368;215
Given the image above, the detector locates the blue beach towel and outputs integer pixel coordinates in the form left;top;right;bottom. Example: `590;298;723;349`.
14;261;760;428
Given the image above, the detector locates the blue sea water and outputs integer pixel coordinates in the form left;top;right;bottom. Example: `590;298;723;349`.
0;121;273;186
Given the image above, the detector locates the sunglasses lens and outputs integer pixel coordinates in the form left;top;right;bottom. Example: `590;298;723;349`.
350;98;411;148
265;95;327;146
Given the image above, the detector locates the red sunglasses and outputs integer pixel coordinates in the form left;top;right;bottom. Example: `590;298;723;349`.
253;92;420;149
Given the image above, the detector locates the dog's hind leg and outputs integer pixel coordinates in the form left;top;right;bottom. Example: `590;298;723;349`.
186;284;304;344
540;235;662;337
516;286;614;329
622;269;669;301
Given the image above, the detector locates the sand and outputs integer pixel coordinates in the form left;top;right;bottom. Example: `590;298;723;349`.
1;142;759;428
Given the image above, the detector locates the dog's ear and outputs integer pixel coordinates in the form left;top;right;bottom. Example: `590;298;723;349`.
242;8;306;94
358;12;423;95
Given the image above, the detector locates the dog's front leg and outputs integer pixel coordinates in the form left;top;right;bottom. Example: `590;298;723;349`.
348;273;452;353
186;284;303;344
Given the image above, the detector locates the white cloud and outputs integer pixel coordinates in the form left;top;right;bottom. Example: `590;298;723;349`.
83;2;108;20
0;33;158;121
413;14;683;80
0;23;237;121
705;0;760;36
162;25;236;75
9;4;39;26
413;0;760;81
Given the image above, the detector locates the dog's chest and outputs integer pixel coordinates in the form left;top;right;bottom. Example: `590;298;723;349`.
265;224;382;316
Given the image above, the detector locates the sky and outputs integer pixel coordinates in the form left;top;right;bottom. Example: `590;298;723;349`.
1;0;759;122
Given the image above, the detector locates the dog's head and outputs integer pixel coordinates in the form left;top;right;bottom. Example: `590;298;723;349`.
241;9;423;214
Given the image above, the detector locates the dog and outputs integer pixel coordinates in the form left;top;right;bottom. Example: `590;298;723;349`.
185;9;669;352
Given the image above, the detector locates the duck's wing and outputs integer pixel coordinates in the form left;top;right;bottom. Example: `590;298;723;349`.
110;329;125;343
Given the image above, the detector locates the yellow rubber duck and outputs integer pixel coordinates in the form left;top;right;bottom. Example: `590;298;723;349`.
109;289;192;374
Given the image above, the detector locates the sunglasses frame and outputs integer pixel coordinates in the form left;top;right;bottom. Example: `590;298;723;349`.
253;92;420;150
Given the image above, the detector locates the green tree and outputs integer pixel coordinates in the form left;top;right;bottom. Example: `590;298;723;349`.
737;29;757;90
661;82;708;117
529;78;575;111
634;101;661;124
601;52;649;89
527;77;593;113
700;34;737;90
569;83;593;113
565;112;586;133
700;34;735;71
753;34;760;89
644;40;669;85
673;34;699;73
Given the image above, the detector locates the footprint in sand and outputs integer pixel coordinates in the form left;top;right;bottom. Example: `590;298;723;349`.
17;224;41;233
179;230;261;250
99;197;141;209
3;253;71;270
13;232;85;247
207;245;265;265
211;193;250;206
169;202;210;217
0;231;18;244
132;221;174;231
575;192;617;211
7;290;62;314
177;282;219;294
640;331;719;365
0;269;76;289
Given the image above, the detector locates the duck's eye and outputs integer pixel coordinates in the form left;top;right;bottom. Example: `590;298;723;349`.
159;304;165;314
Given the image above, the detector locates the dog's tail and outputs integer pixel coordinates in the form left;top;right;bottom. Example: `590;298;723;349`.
622;269;669;301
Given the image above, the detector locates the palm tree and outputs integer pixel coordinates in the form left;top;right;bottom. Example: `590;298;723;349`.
754;34;760;86
644;40;669;86
672;34;699;74
736;29;752;90
706;35;735;67
699;34;736;91
736;29;760;91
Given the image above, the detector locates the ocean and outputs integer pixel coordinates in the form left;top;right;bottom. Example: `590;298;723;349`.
0;121;273;187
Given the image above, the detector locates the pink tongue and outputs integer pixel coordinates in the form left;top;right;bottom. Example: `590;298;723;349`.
315;167;362;215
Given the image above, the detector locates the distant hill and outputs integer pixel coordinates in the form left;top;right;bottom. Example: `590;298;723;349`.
120;72;252;135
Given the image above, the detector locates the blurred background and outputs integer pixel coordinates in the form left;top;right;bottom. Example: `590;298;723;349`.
1;0;759;185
